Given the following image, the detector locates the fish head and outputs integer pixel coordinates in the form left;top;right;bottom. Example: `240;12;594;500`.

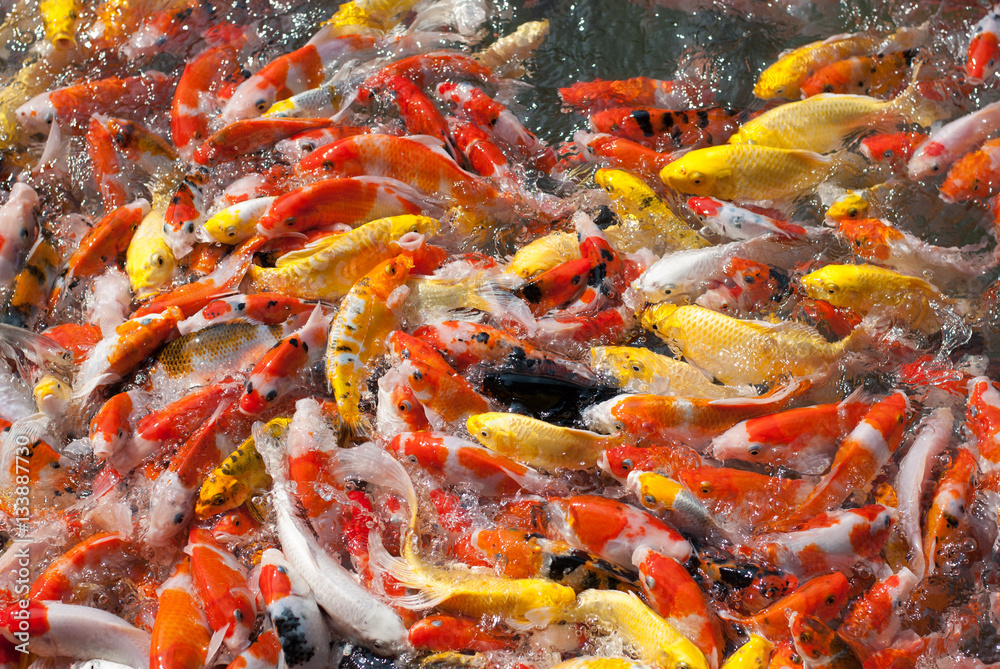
660;153;725;196
126;236;177;295
754;66;793;101
220;80;274;126
967;31;1000;84
940;150;993;203
907;141;948;180
196;471;243;518
33;374;70;417
836;218;897;260
825;192;868;222
799;267;854;308
15;94;57;137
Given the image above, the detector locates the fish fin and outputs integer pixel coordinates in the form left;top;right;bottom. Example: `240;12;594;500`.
92;463;122;498
522;606;556;627
206;625;229;665
0;323;75;375
888;61;951;128
252;420;289;485
329;443;418;529
366;532;445;609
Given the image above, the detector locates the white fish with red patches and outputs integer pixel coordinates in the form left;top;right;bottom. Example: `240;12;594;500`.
687;196;807;241
908;100;1000;179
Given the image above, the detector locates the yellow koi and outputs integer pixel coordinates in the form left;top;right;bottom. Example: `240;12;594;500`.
558;589;710;669
125;203;176;297
40;0;77;49
250;215;438;300
590;346;752;398
202;197;276;244
642;304;850;386
659;145;836;203
595;168;709;252
195;417;290;519
720;635;773;669
507;231;580;278
466;412;623;472
326;256;413;434
800;263;943;333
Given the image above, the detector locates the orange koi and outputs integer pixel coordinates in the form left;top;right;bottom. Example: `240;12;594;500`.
73;305;185;400
677;466;815;528
193;117;335;165
358;51;498;103
89;389;147;460
225;629;281;669
838;567;919;661
513;257;592;317
574;131;677;181
379;75;453;151
179;292;317;335
187;527;256;651
47;199;149;312
598;443;704;483
17;71;174;136
388;431;559;497
966;7;1000;84
171;41;247;158
85;115;129;212
923;447;978;575
559;76;714;112
587;382;802;449
150;557;213;669
788;613;859;669
27;532;139;602
408;615;513;653
275;124;371;162
448;118;517;182
295;134;500;209
966;376;1000;469
799;52;911;98
634;546;724;669
589;106;739;152
397;358;490;425
256;175;440;238
940;137;1000;203
739;572;850;641
547;495;692;569
859;132;926;165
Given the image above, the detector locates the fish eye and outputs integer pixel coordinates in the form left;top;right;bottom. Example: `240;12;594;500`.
630;364;642;372
265;390;278;401
644;494;655;504
430;619;443;628
213;494;224;506
883;150;893;158
645;575;655;588
480;429;490;438
700;483;711;494
398;401;412;412
848;207;858;217
225;226;237;237
255;99;268;111
748;446;761;456
154;253;164;267
931;164;939;172
620;458;633;470
690;172;704;185
386;264;396;274
826;595;836;605
973;179;981;192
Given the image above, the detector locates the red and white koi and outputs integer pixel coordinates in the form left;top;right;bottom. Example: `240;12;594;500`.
687;197;806;241
709;390;871;475
754;504;896;579
546;495;692;570
388;431;561;497
908;100;1000;179
633;546;724;669
240;305;331;415
923;446;978;575
894;407;954;579
838;567;919;661
966;4;1000;84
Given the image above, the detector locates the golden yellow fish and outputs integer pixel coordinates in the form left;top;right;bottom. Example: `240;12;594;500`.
40;0;77;48
558;589;710;669
249;215;438;300
800;263;943;333
595;168;709;252
731;81;945;154
467;412;623;472
195;417;290;519
720;635;773;669
642;304;850;386
659;145;836;203
507;231;579;278
125;204;176;297
320;0;417;34
590;346;752;398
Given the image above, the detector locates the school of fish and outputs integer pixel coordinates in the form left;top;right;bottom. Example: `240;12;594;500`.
0;0;999;668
